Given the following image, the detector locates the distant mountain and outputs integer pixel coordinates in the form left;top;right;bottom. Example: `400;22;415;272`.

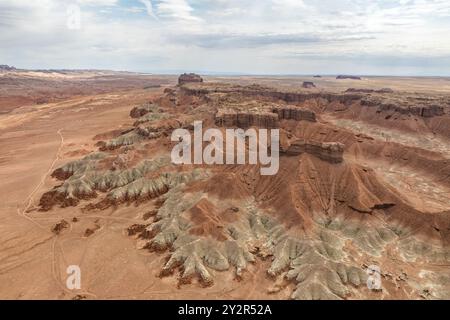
0;65;17;71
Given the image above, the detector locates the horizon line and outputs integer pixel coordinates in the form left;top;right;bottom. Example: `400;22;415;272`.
2;65;450;78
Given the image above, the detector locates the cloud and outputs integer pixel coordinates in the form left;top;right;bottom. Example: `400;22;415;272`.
155;0;202;22
138;0;157;18
0;0;449;75
166;31;376;48
76;0;118;5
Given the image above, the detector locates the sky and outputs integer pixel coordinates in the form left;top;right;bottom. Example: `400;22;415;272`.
0;0;450;75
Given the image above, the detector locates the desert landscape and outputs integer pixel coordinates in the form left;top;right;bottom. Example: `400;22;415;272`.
1;67;449;300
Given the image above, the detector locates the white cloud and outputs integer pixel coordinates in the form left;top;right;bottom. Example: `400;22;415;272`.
156;0;202;22
0;0;449;75
76;0;118;6
138;0;157;18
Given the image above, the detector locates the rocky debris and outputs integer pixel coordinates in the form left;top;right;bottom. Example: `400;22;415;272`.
346;88;393;94
215;109;279;128
273;106;316;122
336;75;362;80
178;73;203;86
51;220;69;235
284;140;344;163
302;81;316;89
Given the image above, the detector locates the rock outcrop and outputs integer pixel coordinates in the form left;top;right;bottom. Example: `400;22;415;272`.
420;105;445;117
361;98;445;118
178;73;203;86
273;107;316;122
284;140;344;163
182;84;363;106
215;110;279;128
302;81;316;88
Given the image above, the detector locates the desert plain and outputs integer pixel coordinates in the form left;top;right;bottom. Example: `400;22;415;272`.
1;69;450;300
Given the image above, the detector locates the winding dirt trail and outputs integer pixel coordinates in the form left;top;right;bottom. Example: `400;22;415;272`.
16;129;65;230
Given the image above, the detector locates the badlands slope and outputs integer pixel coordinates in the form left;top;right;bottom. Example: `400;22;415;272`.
0;71;449;299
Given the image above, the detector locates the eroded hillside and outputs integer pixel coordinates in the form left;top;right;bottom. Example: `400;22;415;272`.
34;76;450;300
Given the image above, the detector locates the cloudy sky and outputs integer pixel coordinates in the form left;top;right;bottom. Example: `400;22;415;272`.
0;0;450;75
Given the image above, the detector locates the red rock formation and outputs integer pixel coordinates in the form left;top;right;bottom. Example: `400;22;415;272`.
284;140;344;163
215;110;279;128
178;73;203;86
273;106;316;122
361;98;445;117
182;85;363;105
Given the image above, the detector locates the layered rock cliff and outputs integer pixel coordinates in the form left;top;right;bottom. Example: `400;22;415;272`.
215;109;280;128
273;106;316;122
284;140;344;163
